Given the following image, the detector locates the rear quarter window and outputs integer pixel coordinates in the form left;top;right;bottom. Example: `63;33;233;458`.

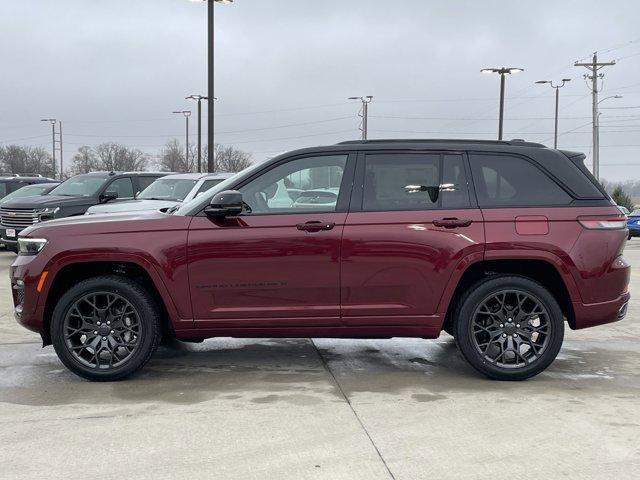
469;153;572;207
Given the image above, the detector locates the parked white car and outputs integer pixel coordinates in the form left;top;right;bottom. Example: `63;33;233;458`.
85;172;234;215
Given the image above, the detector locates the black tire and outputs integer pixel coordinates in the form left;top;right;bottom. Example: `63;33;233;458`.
454;275;564;381
51;275;161;381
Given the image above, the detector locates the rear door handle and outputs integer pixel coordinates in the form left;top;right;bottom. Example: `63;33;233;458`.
296;221;335;232
432;218;473;228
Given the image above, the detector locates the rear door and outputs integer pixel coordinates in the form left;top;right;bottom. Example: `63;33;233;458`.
340;151;484;329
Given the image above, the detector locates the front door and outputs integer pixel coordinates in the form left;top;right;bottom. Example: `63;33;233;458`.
188;153;355;328
341;151;485;329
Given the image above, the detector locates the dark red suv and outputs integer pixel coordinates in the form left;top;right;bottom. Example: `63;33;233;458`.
10;139;630;381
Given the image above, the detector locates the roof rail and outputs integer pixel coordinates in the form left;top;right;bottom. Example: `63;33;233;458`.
336;138;546;147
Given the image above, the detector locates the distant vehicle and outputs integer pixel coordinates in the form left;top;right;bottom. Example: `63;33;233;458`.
10;139;630;381
0;182;60;205
0;171;167;251
85;172;234;215
618;205;630;215
627;209;640;239
0;174;58;201
0;183;60;249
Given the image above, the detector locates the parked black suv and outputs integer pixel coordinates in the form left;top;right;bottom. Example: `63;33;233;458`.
0;171;166;251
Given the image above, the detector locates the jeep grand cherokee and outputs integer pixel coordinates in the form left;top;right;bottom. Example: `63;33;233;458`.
10;139;630;381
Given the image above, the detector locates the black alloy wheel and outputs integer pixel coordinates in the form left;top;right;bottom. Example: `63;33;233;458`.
454;275;564;380
51;275;160;381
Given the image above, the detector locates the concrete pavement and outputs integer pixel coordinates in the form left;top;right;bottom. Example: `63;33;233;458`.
1;247;639;480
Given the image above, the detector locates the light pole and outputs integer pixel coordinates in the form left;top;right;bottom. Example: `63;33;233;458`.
348;96;373;140
593;95;622;180
208;0;233;173
186;95;208;173
173;110;192;171
40;118;57;178
535;78;571;149
480;67;524;140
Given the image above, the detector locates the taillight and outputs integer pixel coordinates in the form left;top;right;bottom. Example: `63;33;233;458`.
578;215;627;230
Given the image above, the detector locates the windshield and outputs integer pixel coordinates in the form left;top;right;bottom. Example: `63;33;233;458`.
50;174;109;197
174;168;251;216
138;178;197;202
0;184;54;203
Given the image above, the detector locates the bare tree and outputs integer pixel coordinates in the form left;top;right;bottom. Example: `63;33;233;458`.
93;143;148;171
0;145;55;177
159;139;194;172
70;146;99;175
206;144;253;173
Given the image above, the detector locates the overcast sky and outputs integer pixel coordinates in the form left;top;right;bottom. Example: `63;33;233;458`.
1;0;639;180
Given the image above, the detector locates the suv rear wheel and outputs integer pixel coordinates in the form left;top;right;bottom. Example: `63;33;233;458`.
454;275;564;380
51;275;160;381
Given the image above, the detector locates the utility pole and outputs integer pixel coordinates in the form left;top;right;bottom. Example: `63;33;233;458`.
173;111;192;171
186;95;208;173
535;79;571;148
40;118;62;178
575;53;616;180
58;122;63;179
348;96;373;140
480;67;524;140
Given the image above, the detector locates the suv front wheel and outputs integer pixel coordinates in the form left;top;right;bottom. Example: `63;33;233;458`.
51;275;161;381
454;275;564;381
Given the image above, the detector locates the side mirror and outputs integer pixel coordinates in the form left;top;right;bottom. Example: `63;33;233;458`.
204;190;243;217
100;191;118;203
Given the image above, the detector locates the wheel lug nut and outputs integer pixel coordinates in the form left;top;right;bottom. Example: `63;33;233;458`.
516;324;520;328
97;322;101;326
513;333;518;338
107;321;110;325
500;324;504;328
110;330;114;334
502;333;507;338
93;331;98;334
508;318;512;322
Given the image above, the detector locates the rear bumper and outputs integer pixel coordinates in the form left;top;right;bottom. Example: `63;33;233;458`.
572;292;630;329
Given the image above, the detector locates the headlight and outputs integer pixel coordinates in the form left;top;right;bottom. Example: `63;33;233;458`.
17;238;48;255
36;207;60;219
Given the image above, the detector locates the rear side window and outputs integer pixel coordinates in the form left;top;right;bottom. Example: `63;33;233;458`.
469;154;572;207
362;153;470;211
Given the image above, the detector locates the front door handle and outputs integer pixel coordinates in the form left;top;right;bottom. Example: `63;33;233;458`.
296;221;335;232
432;218;473;228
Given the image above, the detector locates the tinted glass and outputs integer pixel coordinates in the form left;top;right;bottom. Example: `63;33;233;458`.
50;174;109;196
137;176;158;192
0;183;7;199
363;154;440;211
195;179;225;197
239;155;347;214
442;154;470;208
470;154;572;207
107;177;134;198
139;178;197;201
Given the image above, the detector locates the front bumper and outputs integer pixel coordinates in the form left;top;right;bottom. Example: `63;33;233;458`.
572;291;631;329
10;252;49;335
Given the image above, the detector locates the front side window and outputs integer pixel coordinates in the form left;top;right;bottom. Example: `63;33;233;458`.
107;178;134;199
470;154;572;207
239;155;348;214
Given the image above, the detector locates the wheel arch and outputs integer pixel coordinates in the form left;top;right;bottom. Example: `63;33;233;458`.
440;257;577;331
41;259;178;345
